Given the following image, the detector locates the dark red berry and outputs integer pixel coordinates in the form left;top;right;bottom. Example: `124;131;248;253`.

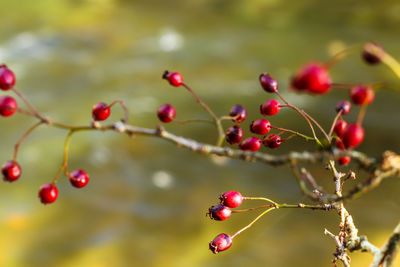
350;85;374;106
2;161;21;182
263;134;282;149
250;119;271;135
92;102;111;121
69;169;89;188
260;99;281;116
291;62;331;94
162;71;183;87
219;191;243;208
333;120;348;137
342;123;364;149
38;184;58;204
338;156;351;166
229;104;247;123
239;137;261;151
225;125;244;145
259;73;278;93
0;65;16;90
209;233;232;254
335;139;346;150
157;104;176;123
336;101;351;115
362;42;384;65
0;96;17;117
208;204;232;221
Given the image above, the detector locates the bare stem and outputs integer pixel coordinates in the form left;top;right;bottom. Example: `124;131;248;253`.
13;121;43;161
108;100;130;123
12;88;48;123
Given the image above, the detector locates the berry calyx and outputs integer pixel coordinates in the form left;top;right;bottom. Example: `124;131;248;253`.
239;137;261;151
38;184;58;204
362;42;384;65
2;161;21;182
0;96;17;117
219;191;243;208
342;123;364;149
259;73;278;93
350;85;374;106
157;104;176;123
208;204;232;221
336;101;351;115
333;120;348;137
209;233;232;254
92;102;111;121
162;71;183;87
262;134;282;149
250;119;271;135
229;104;247;123
0;65;16;90
69;169;89;188
338;156;351;166
225;125;244;145
291;62;332;94
260;99;281;116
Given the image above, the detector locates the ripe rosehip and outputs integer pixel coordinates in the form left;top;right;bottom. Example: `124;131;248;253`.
92;102;111;121
250;119;271;135
2;161;21;182
69;169;89;188
0;96;17;117
225;125;244;145
219;191;243;208
336;101;351;115
157;104;176;123
162;71;183;87
239;137;261;151
362;42;384;65
338;156;351;166
342;123;364;149
350;85;374;106
229;104;247;123
0;65;16;90
259;73;278;93
38;184;58;204
262;134;282;149
208;204;232;221
260;99;281;116
209;233;232;254
333;120;348;137
291;62;332;94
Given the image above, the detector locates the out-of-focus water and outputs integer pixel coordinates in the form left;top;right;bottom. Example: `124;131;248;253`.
0;1;399;266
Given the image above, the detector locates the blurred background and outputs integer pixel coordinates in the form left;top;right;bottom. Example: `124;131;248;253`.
0;0;400;266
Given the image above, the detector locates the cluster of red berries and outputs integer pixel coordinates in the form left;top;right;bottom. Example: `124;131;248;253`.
0;65;18;117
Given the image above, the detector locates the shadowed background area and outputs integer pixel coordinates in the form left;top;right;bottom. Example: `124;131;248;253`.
0;0;399;266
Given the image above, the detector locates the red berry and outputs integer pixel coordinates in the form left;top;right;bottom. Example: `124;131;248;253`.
342;123;364;149
291;62;332;94
350;85;374;106
239;137;261;151
229;104;247;123
0;96;17;117
209;233;232;254
335;139;346;150
92;102;111;121
250;119;271;135
0;65;16;90
259;73;278;93
225;125;244;145
260;99;281;116
162;71;183;87
338;156;351;166
362;42;384;65
262;134;282;149
219;191;243;208
208;204;232;221
38;184;58;204
333;120;348;137
69;169;89;188
2;161;21;182
336;101;351;115
157;104;176;123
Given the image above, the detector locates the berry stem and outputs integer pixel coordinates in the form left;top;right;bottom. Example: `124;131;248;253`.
324;44;362;69
357;105;368;125
381;51;400;79
270;125;315;141
176;119;215;125
331;83;355;89
12;88;49;123
13;121;44;161
242;197;279;206
52;130;74;183
107;100;130;122
231;207;276;238
328;110;343;140
231;204;275;213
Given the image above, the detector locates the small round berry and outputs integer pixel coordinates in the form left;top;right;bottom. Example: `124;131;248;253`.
342;123;364;149
362;42;384;65
333;120;348;137
38;184;58;204
69;169;89;188
336;101;351;115
259;73;278;93
350;85;374;106
219;191;243;208
291;62;332;94
0;65;16;90
229;104;247;123
260;99;281;116
162;71;183;87
2;161;21;182
209;233;232;254
239;137;261;151
250;119;271;135
0;96;17;117
225;125;244;145
262;134;282;149
157;104;176;123
338;156;351;166
92;102;111;121
208;204;232;221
